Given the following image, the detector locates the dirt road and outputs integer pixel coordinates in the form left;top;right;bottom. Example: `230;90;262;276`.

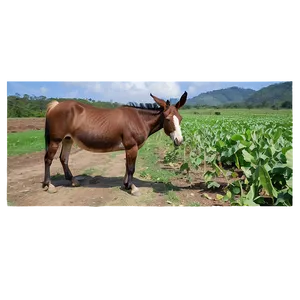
7;118;229;206
7;147;162;206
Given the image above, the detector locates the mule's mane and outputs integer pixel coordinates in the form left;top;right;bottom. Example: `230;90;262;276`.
124;102;163;111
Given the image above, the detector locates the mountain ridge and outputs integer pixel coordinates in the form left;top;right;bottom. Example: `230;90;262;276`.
187;82;292;107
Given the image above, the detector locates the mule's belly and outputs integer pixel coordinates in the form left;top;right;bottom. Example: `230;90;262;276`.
68;134;125;153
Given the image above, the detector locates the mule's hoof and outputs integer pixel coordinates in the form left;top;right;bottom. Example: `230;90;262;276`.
42;184;49;191
131;190;141;196
72;178;81;187
48;184;57;194
131;184;140;196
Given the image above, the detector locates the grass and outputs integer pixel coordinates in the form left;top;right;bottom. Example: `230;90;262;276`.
166;190;180;206
7;129;44;156
181;108;292;117
110;152;118;159
82;167;99;176
137;131;177;184
51;173;64;180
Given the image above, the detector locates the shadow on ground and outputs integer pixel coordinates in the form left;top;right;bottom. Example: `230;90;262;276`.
50;174;183;195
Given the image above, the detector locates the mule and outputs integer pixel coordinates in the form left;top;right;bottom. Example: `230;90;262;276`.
42;91;187;195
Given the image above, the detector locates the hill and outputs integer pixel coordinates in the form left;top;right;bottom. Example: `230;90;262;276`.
244;81;292;108
188;87;255;107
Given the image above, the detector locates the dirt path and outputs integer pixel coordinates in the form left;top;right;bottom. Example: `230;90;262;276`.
7;118;230;206
7;147;230;206
7;147;163;206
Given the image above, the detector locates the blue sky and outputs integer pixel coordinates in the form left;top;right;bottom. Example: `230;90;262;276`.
7;81;282;104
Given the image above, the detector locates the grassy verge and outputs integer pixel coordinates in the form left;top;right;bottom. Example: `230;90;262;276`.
7;130;45;156
137;130;176;184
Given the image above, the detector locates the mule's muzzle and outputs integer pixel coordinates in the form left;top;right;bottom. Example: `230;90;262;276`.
174;137;183;147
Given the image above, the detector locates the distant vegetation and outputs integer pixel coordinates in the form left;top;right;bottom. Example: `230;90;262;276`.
7;81;292;118
7;94;120;118
188;86;255;107
184;82;292;109
244;81;292;109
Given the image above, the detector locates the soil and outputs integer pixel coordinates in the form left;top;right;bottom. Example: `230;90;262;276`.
7;118;45;133
7;118;230;206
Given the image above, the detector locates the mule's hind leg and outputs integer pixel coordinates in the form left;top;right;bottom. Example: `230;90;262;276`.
60;137;80;187
42;140;61;193
123;145;140;196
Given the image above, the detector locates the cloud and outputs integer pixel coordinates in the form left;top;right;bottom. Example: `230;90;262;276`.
186;82;228;97
8;81;284;101
63;81;183;103
40;86;48;95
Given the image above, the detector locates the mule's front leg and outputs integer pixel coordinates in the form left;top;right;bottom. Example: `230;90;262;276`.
124;145;140;196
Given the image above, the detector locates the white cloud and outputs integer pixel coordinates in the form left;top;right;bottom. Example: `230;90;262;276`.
85;82;103;93
40;86;48;94
63;81;183;103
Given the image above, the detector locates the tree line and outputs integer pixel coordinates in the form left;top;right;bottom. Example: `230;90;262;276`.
7;92;292;118
7;94;120;118
180;100;292;110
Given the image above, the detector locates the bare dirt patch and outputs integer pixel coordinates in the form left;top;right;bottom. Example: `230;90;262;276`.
7;118;45;133
7;148;169;206
7;119;230;206
7;148;230;206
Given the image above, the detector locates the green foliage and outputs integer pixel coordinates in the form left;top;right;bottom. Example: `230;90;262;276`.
7;94;120;118
163;111;293;206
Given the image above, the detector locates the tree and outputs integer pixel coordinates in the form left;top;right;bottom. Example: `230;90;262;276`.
281;101;292;109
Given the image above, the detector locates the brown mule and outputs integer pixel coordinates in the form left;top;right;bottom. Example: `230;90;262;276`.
42;91;187;195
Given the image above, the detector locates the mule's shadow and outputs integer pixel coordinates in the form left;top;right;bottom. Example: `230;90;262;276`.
50;174;181;194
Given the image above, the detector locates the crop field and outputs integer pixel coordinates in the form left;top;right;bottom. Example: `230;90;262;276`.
163;109;293;206
7;109;293;206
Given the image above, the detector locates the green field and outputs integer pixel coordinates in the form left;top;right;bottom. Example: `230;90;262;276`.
136;109;293;206
7;129;45;156
7;108;293;206
167;109;293;206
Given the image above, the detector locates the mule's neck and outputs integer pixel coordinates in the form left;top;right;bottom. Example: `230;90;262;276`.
148;112;164;136
137;109;165;137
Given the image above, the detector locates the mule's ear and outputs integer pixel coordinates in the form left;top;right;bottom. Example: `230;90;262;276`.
175;91;188;109
150;93;167;110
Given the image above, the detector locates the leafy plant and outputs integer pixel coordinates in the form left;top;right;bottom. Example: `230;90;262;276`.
164;112;293;206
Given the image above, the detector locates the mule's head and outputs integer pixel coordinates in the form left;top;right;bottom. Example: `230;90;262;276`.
150;91;187;146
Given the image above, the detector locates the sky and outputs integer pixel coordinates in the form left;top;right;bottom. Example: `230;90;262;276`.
7;81;283;104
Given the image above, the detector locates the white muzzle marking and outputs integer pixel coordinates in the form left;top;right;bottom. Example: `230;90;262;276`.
170;115;183;145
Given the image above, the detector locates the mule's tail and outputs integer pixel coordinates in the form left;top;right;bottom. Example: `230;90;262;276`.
45;100;59;151
45;118;50;151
